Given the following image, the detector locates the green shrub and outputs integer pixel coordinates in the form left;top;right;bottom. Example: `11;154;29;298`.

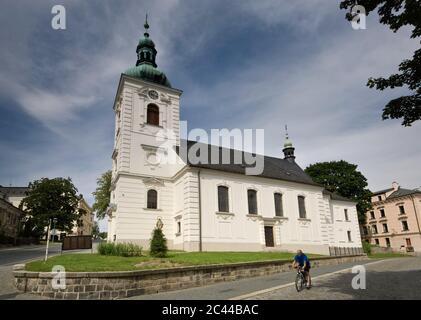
363;241;372;255
150;228;168;258
97;242;142;257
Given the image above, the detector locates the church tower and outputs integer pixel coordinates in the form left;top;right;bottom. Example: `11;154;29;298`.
282;126;295;161
108;17;184;245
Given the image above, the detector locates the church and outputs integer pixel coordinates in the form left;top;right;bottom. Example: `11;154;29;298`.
107;20;363;255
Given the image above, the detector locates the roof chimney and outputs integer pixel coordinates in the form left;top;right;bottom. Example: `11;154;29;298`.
392;181;399;191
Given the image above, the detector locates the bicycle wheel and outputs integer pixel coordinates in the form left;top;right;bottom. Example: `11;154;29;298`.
295;273;304;292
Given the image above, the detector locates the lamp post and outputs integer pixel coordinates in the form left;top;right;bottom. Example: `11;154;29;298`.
44;218;58;262
52;218;58;243
44;219;52;262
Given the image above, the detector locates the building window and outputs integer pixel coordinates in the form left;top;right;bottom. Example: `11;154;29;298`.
372;225;378;234
147;189;158;209
344;209;349;221
385;238;391;247
146;104;159;126
382;223;388;233
370;211;375;219
374;239;379;245
247;189;258;215
399;205;405;215
363;226;368;235
347;231;352;242
177;221;181;234
274;193;283;217
298;195;306;219
380;209;386;218
406;238;412;246
378;196;382;201
401;220;409;231
217;186;229;212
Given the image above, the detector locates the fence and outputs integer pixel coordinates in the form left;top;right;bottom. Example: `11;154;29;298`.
62;235;92;251
329;246;364;256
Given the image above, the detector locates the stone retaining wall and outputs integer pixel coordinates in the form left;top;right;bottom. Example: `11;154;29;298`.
14;255;367;300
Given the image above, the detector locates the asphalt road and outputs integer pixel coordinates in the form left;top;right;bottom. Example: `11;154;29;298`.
0;243;95;300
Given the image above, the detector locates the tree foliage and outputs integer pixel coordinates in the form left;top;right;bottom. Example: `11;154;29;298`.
92;221;100;239
92;170;112;220
305;160;372;223
150;227;168;258
340;0;421;126
19;177;82;238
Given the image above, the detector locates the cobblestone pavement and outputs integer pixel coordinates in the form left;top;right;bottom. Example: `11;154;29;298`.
245;257;421;300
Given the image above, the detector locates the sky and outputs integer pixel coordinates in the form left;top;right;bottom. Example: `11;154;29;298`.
1;0;420;231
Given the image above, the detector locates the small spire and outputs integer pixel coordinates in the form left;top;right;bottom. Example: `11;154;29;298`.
282;125;295;161
144;13;150;37
284;125;293;148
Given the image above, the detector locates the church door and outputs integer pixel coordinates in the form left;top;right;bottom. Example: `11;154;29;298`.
264;226;274;247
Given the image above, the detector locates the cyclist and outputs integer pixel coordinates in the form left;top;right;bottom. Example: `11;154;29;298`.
292;249;312;289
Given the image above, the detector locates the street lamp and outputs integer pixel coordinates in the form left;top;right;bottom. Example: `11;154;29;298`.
44;217;57;262
52;218;58;243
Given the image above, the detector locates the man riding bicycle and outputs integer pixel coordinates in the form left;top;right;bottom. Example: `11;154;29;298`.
292;250;312;289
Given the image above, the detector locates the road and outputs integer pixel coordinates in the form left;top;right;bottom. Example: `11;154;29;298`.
128;257;421;300
0;243;92;300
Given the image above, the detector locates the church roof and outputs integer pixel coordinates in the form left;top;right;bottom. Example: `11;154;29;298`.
177;140;320;187
322;190;356;203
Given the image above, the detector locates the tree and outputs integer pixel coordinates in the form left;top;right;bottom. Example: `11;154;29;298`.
92;221;100;239
92;170;112;220
150;227;168;258
19;177;83;238
305;161;372;223
340;1;421;126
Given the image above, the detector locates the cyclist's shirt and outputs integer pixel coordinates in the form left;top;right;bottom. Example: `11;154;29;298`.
294;254;310;267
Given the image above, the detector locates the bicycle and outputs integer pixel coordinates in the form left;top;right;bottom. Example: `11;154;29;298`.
295;266;307;292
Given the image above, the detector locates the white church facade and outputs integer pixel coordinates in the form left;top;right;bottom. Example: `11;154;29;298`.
107;20;362;255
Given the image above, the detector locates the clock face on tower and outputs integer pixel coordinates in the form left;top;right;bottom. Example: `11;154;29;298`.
148;90;158;100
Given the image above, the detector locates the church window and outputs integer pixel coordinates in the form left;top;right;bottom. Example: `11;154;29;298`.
247;189;258;214
177;221;181;234
217;186;229;212
298;195;306;219
274;193;283;217
147;189;158;209
147;104;159;126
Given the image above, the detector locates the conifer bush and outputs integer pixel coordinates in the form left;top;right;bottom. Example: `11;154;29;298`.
149;227;168;258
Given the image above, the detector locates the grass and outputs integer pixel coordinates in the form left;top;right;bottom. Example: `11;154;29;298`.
25;251;322;272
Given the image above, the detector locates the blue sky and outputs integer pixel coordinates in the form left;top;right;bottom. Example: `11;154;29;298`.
1;1;420;230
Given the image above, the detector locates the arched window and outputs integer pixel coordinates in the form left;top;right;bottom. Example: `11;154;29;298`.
298;195;306;218
147;189;158;209
218;186;229;212
274;193;283;217
248;189;258;214
147;104;159;126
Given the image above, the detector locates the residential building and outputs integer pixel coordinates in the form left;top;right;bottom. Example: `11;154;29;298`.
362;182;421;253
